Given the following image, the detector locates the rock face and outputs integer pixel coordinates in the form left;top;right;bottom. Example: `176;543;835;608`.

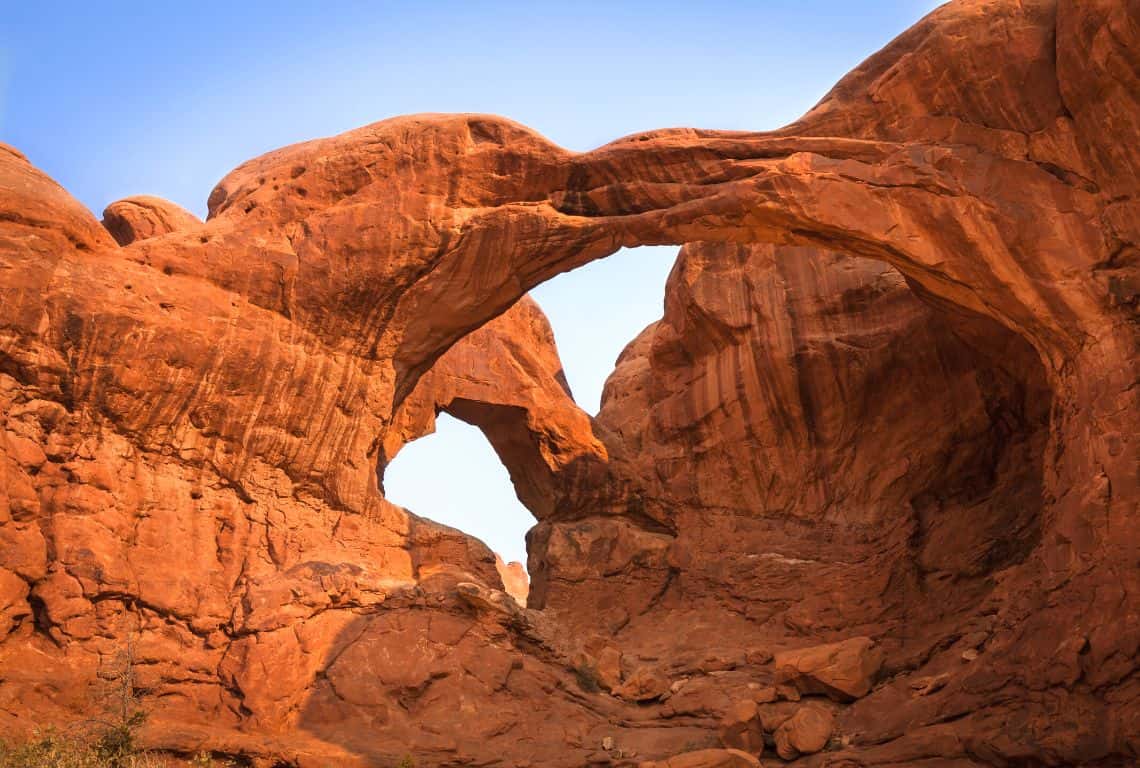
494;555;529;605
640;749;761;768
0;1;1137;766
718;700;765;755
101;195;202;245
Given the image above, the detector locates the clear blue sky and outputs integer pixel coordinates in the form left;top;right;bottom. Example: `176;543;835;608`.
2;0;941;567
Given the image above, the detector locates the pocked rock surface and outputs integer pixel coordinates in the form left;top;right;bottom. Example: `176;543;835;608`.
0;1;1137;765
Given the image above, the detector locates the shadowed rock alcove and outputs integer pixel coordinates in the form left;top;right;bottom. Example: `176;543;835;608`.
294;236;1055;765
1;1;1136;766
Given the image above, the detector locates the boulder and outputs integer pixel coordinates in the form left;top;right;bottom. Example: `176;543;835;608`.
774;706;834;760
718;699;764;755
101;194;201;245
596;646;624;692
773;637;883;701
614;665;671;702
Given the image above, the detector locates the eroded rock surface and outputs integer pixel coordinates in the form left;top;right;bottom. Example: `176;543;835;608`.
773;637;883;702
773;706;833;760
0;1;1137;766
101;195;203;246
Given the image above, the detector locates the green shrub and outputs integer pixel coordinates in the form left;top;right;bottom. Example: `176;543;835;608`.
0;729;166;768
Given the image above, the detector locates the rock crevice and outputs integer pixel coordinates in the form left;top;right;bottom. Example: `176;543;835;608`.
0;1;1136;766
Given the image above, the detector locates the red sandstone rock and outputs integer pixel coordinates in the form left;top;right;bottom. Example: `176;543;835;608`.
101;195;202;245
773;637;883;701
614;665;671;702
640;749;761;768
755;702;801;734
494;555;529;606
718;699;764;755
0;569;29;637
388;293;607;525
595;645;624;692
773;705;834;760
749;685;777;705
0;1;1136;766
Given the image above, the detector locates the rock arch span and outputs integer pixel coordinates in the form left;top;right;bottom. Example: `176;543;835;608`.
0;0;1136;765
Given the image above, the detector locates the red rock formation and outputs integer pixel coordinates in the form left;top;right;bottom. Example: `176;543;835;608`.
386;293;606;523
773;706;833;760
494;555;529;606
101;195;203;246
773;638;883;702
641;749;761;768
0;0;1137;765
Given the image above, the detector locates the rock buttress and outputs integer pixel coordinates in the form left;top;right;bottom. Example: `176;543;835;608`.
0;0;1136;764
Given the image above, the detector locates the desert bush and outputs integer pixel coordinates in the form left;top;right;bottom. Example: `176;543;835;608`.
0;729;169;768
0;733;236;768
571;663;601;693
0;635;236;768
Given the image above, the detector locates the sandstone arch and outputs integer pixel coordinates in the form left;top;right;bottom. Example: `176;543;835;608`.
0;0;1136;765
382;294;607;523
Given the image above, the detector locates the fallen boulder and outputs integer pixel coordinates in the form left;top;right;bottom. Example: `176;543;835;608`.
614;665;671;702
774;705;834;760
773;636;883;701
718;699;764;755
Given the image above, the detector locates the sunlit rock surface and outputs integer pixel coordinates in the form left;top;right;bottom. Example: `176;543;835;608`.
0;1;1137;765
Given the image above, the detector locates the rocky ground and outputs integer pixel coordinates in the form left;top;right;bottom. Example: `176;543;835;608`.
0;0;1137;765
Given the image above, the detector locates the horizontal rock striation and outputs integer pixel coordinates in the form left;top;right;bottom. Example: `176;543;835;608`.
0;0;1136;765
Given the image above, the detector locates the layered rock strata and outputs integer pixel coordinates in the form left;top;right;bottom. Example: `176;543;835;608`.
0;0;1137;765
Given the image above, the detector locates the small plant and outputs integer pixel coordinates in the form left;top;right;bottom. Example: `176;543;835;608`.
89;636;149;766
571;663;601;693
396;756;415;768
0;728;154;768
0;636;250;768
0;734;241;767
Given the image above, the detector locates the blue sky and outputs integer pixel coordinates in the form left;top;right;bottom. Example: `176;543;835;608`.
2;0;941;567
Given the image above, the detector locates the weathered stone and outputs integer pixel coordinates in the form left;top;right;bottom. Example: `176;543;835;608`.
614;665;670;702
640;748;761;768
494;555;529;607
755;702;801;734
596;646;624;692
456;582;523;621
101;194;202;245
910;674;951;697
0;2;1137;766
718;700;764;755
749;685;777;705
773;637;883;701
0;569;29;637
774;706;834;760
744;649;773;666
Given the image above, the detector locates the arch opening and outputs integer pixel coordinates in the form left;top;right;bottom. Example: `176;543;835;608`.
379;245;680;605
381;227;1056;624
383;412;535;601
520;240;1054;629
530;245;680;415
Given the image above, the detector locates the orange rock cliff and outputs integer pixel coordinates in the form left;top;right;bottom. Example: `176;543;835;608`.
0;1;1137;766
